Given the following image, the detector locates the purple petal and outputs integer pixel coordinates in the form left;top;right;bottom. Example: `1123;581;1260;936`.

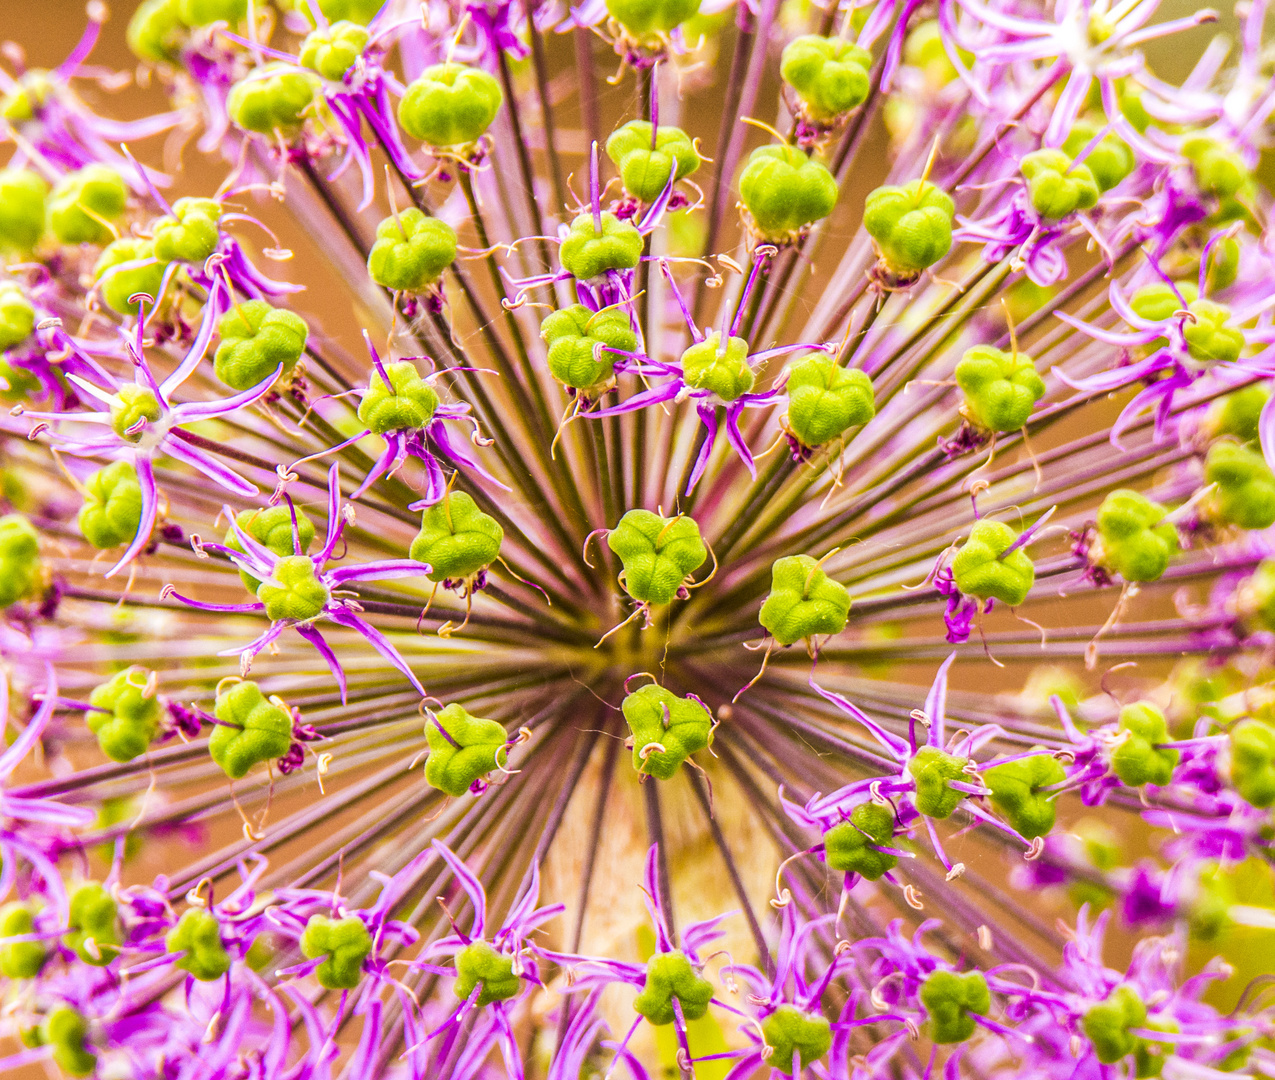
160;280;228;402
104;455;159;578
170;590;267;614
349;435;401;501
923;652;956;748
430;840;487;941
1050;351;1171;394
685;405;719;494
588;381;683;418
316;463;345;564
295;624;348;705
327;609;424;696
169;363;285;422
1260;390;1275;473
162;436;259;496
808;676;911;758
722;403;756;480
0;661;55;778
326;559;432;585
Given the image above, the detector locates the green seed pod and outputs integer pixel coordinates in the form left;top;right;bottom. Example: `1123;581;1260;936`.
1204;383;1267;444
1181;135;1249;200
152;196;222;264
605;0;700;36
226;504;316;592
397;63;503;147
410;491;504;584
559;212;644;281
78;460;144;550
257;555;329;622
863;179;955;274
0;902;46;978
1065;818;1122;911
606;509;707;606
93;237;165;315
0;513;40;607
166;908;232;981
954;343;1046;433
950;519;1035;606
299;21;370;81
1083;985;1147;1064
127;0;186;64
1;72;53;124
1110;702;1178;788
633;950;713;1025
358;359;441;434
1061;122;1134;192
540;304;637;397
1188;862;1234;942
621;683;712;780
780;36;871;122
983;752;1065;839
64;881;120;966
1238;560;1275;633
1092;489;1178;583
210;680;294;780
366;208;457;293
0;168;49;252
738;144;838;240
300;914;373;989
1001;278;1056;325
424;702;508;797
1019;148;1100;219
823;801;897;879
909;745;970;819
214;299;308;391
605;120;701;203
227;63;321;136
0;356;41;404
245;934;273;972
919;969;990;1044
1229;719;1275;809
454;939;520;1005
1129;280;1197;323
1163;657;1243;732
680;331;754;401
177;0;248;25
281;0;384;25
1204;235;1241;292
784;355;874;449
111;383;163;442
94;796;144;862
42;1008;96;1078
47;165;128;246
87;666;161;763
902;20;972;90
1204;441;1275;530
1183;299;1243;364
1134;1021;1179;1077
0;282;36;351
325;0;383;22
758;554;851;646
761;1004;832;1071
